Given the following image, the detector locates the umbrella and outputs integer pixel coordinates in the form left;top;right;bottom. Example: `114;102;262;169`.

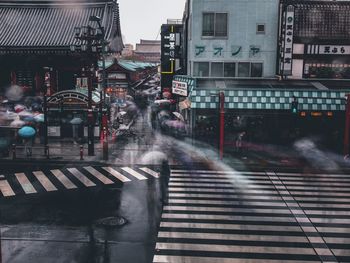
18;111;33;118
23;116;35;122
14;104;25;113
173;112;185;122
18;126;36;138
34;114;45;123
10;117;25;128
5;111;18;120
70;117;83;125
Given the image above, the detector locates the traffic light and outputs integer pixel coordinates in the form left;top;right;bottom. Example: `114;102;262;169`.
291;97;298;114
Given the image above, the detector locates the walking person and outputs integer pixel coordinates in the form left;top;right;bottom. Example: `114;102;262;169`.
160;160;170;205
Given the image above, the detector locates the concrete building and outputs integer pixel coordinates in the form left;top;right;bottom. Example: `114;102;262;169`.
134;39;161;63
121;44;134;58
175;0;350;153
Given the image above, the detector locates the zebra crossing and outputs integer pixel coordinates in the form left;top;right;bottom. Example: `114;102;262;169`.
0;166;160;198
153;169;350;263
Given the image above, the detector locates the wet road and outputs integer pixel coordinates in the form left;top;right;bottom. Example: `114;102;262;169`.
1;107;350;262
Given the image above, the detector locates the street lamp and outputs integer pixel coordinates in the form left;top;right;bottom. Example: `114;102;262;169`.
89;15;109;160
72;25;97;156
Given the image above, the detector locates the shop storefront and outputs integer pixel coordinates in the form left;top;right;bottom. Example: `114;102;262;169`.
279;0;350;80
47;90;101;139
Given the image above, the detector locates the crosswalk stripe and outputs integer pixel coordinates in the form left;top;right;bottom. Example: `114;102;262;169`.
167;199;287;206
162;213;296;222
122;167;147;180
155;242;315;255
159;222;302;232
163;205;292;214
14;173;37;194
50;170;77;189
171;170;267;175
102;167;131;182
67;168;96;187
83;166;114;185
0;180;15;197
168;193;283;200
153;255;316;263
140;167;159;178
157;231;308;242
32;171;57;192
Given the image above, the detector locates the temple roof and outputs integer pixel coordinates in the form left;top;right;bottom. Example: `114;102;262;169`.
0;0;123;53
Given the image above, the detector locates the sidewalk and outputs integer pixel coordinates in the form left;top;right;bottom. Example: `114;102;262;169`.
2;139;110;164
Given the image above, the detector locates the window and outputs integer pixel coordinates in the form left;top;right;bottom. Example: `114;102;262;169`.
202;12;228;37
193;62;209;77
224;63;236;77
251;63;263;77
238;62;250;77
256;24;265;34
211;62;224;77
202;13;214;36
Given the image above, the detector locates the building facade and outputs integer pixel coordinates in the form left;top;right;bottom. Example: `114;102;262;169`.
186;0;279;78
177;0;350;153
279;0;350;80
134;39;161;63
0;0;123;139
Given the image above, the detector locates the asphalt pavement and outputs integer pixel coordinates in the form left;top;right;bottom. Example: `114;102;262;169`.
2;103;350;262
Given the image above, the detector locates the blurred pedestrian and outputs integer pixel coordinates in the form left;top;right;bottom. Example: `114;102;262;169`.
160;159;170;205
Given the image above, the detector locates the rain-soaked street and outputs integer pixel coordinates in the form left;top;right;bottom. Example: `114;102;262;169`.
2;0;350;262
1;87;350;262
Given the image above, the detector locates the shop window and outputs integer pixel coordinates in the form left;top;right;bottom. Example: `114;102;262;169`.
238;62;250;77
211;62;224;77
251;63;263;77
202;12;228;37
193;62;209;77
224;63;236;77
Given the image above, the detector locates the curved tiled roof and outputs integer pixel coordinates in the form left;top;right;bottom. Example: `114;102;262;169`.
0;0;123;52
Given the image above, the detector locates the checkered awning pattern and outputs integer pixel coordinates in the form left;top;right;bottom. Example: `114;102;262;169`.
190;89;350;111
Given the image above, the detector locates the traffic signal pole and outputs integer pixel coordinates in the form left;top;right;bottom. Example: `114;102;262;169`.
219;91;225;160
88;73;94;156
344;94;350;156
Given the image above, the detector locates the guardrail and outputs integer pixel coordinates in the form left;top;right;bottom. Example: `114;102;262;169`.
10;144;86;160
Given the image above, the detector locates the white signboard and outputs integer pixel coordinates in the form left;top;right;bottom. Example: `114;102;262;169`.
281;5;294;75
307;45;350;55
172;81;188;97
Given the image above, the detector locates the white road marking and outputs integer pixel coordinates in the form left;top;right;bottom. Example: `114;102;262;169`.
157;231;308;242
0;180;15;197
84;166;114;185
122;167;147;180
140;167;159;178
155;242;315;255
161;213;296;222
14;173;37;194
160;222;301;232
153;255;316;263
163;205;292;214
102;167;131;182
32;171;57;192
50;169;77;189
67;168;96;187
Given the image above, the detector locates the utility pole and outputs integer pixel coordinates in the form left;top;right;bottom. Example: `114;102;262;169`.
90;15;109;160
87;70;95;156
219;91;225;160
344;94;350;156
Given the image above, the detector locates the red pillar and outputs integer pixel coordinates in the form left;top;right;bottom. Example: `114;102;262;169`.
219;92;225;160
344;94;350;156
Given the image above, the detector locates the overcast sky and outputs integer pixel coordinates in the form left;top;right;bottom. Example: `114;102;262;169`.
118;0;186;46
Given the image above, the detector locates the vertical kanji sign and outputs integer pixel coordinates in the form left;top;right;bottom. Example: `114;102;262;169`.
281;5;294;76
